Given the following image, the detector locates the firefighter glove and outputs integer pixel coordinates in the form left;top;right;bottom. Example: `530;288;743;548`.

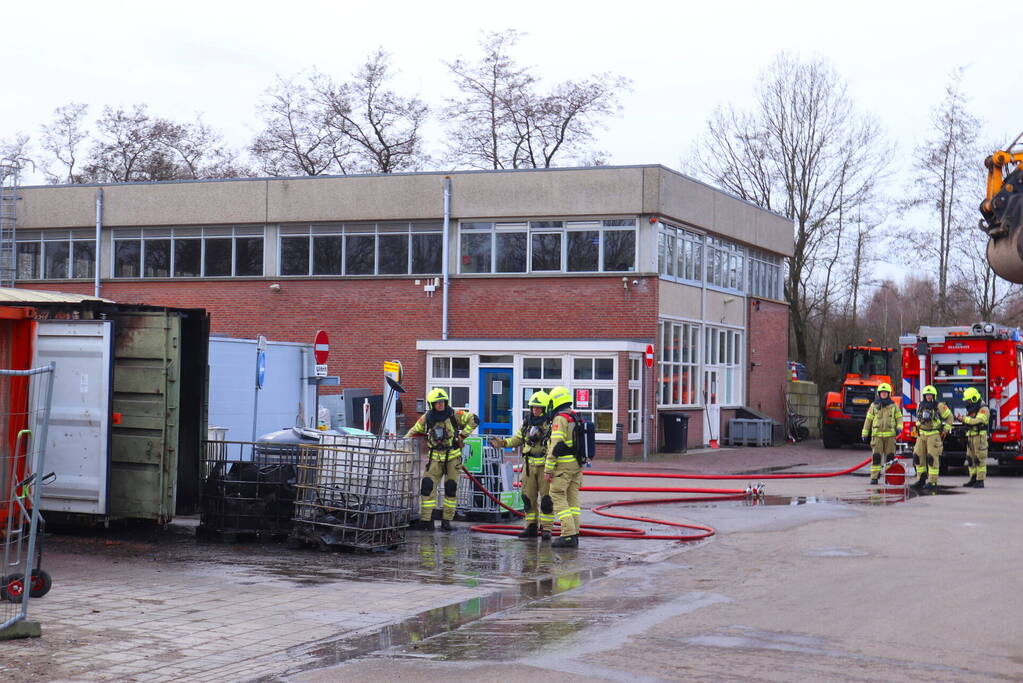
861;435;870;444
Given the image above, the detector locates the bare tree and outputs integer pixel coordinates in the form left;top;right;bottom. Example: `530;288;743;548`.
250;75;351;176
0;133;34;170
315;50;429;173
691;53;892;369
81;104;184;182
40;103;89;183
444;30;629;169
162;115;249;179
902;68;981;316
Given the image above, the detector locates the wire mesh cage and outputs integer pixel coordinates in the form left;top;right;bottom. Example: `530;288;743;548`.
291;436;419;551
1;363;56;636
198;441;302;540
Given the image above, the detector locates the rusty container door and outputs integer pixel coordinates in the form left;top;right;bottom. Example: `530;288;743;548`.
109;311;181;522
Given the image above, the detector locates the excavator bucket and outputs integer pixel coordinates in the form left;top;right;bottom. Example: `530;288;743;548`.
987;230;1023;283
982;152;1023;283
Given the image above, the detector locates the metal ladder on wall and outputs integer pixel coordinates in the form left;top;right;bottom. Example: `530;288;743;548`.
0;162;18;288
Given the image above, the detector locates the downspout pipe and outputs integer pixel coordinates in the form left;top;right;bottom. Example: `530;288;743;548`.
442;177;451;341
94;188;103;298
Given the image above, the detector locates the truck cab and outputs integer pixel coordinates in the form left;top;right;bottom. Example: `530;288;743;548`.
822;344;895;449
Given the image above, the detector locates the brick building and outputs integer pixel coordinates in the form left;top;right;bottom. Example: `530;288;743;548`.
11;165;792;457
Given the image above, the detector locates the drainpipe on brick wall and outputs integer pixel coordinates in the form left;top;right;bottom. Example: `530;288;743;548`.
442;176;451;341
94;188;103;298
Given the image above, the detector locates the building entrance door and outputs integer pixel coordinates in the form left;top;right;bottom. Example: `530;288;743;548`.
479;368;513;435
703;369;720;446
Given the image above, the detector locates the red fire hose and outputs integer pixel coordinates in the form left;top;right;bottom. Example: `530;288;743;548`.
463;456;873;542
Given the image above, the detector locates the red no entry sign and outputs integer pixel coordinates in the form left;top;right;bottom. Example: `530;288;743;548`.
314;330;329;364
645;344;655;368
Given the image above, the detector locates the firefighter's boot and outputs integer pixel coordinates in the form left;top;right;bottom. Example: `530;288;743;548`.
923;482;938;494
973;480;985;489
551;534;578;548
869;476;879;485
963;475;977;488
517;524;539;539
541;529;552;541
911;475;927;490
440;519;452;532
419;519;436;531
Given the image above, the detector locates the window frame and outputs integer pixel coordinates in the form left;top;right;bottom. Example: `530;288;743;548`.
111;226;266;279
458;218;637;275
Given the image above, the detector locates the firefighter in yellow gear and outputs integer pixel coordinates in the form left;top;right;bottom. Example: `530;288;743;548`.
490;390;553;541
406;388;479;530
544;386;582;549
959;387;989;489
912;385;953;493
861;382;903;485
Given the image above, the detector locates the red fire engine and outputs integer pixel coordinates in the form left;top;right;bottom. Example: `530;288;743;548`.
899;322;1023;472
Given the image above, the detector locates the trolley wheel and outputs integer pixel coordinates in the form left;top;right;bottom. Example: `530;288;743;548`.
30;569;51;598
0;573;25;602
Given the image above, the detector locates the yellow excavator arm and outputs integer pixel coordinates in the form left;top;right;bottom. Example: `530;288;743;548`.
982;137;1023;283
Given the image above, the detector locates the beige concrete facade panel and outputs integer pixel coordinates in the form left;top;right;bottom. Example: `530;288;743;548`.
755;211;794;256
657;172;716;230
704;289;744;327
450;167;645;218
268;176;442;222
658;280;702;319
19;185;104;229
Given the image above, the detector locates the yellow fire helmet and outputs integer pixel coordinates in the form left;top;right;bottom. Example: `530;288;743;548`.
963;387;982;402
547;386;572;411
877;382;892;394
426;387;449;404
922;385;938;398
527;390;549;409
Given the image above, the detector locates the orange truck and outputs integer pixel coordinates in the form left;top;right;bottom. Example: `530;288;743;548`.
822;342;897;449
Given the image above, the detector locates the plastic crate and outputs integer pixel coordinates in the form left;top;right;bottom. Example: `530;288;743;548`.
727;418;773;446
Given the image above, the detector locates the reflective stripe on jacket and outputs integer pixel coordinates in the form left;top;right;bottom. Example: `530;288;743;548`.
916;402;953;436
406;409;479;458
961;406;990;436
862;401;903;438
545;412;577;472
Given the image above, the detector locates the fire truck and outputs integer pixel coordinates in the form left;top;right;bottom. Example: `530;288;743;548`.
822;342;896;449
899;322;1023;472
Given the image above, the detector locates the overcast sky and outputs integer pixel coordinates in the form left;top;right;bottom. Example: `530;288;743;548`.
3;1;1021;207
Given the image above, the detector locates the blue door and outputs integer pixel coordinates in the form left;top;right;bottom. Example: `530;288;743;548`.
479;368;513;435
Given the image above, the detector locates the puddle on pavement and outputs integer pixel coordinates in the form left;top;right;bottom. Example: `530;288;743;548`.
270;565;612;675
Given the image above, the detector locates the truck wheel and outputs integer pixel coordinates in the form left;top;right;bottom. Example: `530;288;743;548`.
822;426;843;449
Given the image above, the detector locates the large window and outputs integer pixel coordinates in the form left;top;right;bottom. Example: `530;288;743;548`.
571;356;616;434
280;222;442;277
658;321;699;407
705;326;743;405
15;230;95;280
748;248;784;300
706;237;744;291
429;356;471;409
113;226;264;279
459;219;636;274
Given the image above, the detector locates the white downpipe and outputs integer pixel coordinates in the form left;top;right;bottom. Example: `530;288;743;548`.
94;188;103;298
442;177;451;341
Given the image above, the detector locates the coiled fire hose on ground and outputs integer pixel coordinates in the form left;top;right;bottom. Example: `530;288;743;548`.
461;456;874;542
